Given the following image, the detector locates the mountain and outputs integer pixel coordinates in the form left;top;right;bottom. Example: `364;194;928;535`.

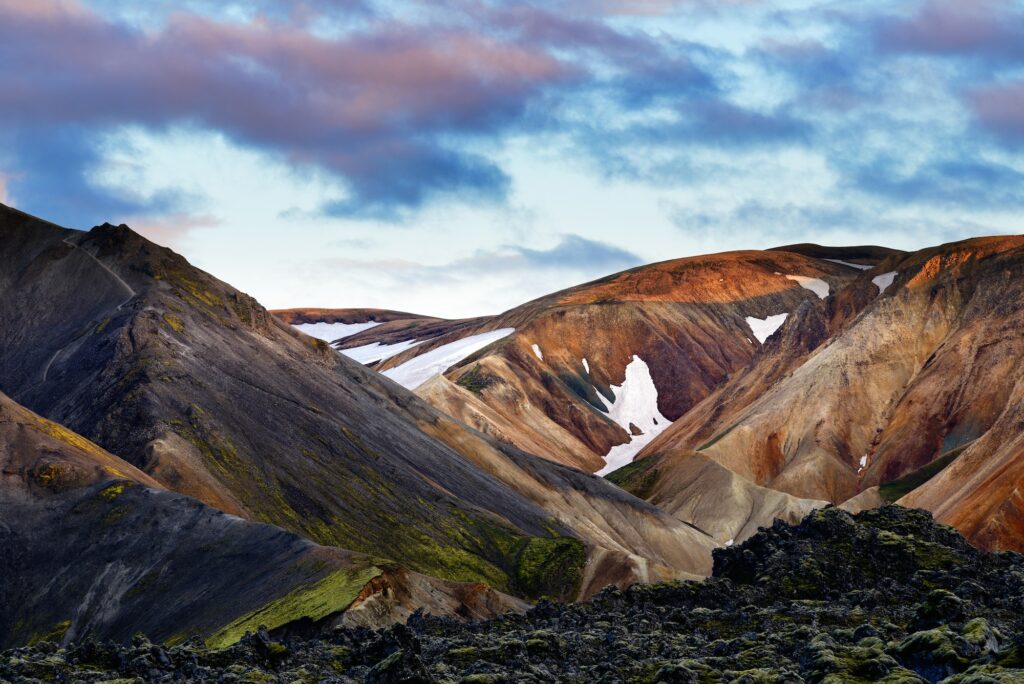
0;390;523;649
304;249;895;474
291;237;1024;554
0;202;715;610
9;506;1024;682
632;236;1024;552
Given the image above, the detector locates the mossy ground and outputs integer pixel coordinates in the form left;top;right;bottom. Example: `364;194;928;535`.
205;566;383;649
4;507;1024;683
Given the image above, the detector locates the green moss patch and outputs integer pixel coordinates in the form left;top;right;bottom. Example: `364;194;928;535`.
162;313;185;334
879;445;968;503
455;365;496;394
513;537;586;601
605;456;661;500
206;566;382;648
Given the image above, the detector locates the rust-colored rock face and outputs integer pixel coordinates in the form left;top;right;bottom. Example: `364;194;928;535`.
334;250;863;472
640;236;1024;553
301;237;1024;555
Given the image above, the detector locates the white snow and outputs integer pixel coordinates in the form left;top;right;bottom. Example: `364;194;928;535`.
785;275;830;299
582;358;590;374
596;355;671;476
726;539;734;547
872;271;897;296
294;321;381;343
382;328;515;390
745;313;789;344
532;344;544;361
858;454;868;474
341;339;424;365
824;259;873;271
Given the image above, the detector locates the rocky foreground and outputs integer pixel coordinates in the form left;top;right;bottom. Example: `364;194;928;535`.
4;506;1024;683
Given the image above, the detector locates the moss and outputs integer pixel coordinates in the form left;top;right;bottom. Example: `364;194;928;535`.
126;568;163;599
605;456;661;500
103;505;131;525
879;447;966;502
455;364;496;394
557;371;608;412
513;536;586;601
94;317;111;334
27;413;111;463
205;565;382;648
98;482;127;501
697;423;738;451
162;313;185;334
27;620;71;646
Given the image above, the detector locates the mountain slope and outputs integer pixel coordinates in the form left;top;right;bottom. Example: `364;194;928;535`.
306;250;881;473
0;390;523;649
0;202;715;599
635;236;1024;552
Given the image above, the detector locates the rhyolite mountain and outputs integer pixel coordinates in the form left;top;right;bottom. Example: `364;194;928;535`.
0;390;523;649
7;506;1024;682
636;236;1024;553
298;237;1024;554
0;202;715;618
288;248;898;473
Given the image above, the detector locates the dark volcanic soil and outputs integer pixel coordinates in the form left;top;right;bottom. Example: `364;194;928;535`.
5;506;1023;683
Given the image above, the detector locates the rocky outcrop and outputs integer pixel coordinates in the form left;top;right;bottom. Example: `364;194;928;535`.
7;507;1023;682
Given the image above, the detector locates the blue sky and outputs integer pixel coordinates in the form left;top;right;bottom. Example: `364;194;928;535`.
2;0;1023;317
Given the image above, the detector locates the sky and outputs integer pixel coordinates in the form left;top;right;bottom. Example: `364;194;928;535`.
2;0;1023;318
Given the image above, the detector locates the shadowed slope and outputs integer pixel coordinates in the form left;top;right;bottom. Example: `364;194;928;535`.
0;391;524;649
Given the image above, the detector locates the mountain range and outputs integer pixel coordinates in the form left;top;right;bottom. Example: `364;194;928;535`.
2;200;1023;653
280;236;1024;555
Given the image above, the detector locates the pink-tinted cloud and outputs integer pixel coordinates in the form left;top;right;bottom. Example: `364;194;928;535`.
127;212;222;250
972;81;1024;142
877;0;1024;56
0;0;580;217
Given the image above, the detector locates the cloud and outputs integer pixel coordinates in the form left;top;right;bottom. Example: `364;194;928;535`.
127;212;221;249
499;234;642;270
875;0;1024;58
971;81;1024;143
851;156;1024;209
0;0;577;220
0;172;8;204
315;234;642;285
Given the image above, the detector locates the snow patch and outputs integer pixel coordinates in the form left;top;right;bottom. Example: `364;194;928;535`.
872;271;897;296
294;321;381;343
858;454;868;474
532;344;544;361
726;539;734;547
341;339;423;365
786;275;830;299
745;314;788;344
596;355;671;476
382;328;515;390
582;358;590;374
824;259;872;271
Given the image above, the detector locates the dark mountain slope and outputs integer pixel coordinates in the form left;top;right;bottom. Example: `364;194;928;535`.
8;506;1024;682
0;391;522;649
0;203;714;598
